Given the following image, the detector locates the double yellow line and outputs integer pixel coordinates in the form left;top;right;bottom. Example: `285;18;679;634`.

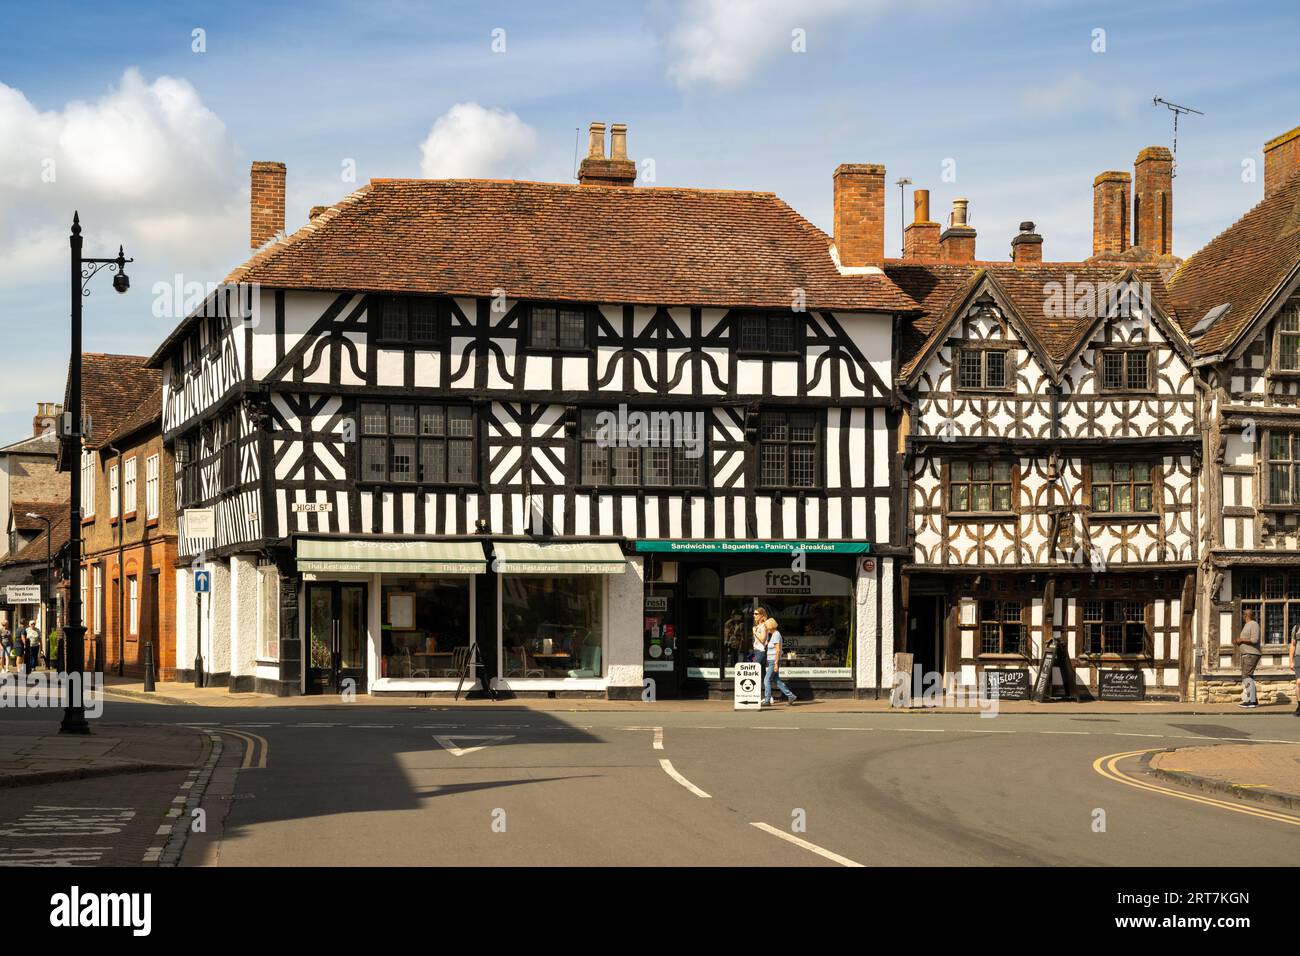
1094;749;1300;827
202;727;269;770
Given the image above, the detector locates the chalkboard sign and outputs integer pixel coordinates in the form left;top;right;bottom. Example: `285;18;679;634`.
1032;639;1058;701
1098;669;1145;701
983;668;1031;701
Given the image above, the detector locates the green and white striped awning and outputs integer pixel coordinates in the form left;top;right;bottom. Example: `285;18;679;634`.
296;539;486;575
491;541;626;575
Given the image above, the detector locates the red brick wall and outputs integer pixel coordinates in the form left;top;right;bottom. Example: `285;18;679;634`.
1092;171;1130;255
1265;125;1300;198
833;164;885;267
251;161;286;249
1133;147;1172;256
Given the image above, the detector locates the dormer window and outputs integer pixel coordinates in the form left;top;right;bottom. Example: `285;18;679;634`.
377;295;444;345
526;304;590;352
1100;349;1151;391
956;347;1009;390
736;312;799;355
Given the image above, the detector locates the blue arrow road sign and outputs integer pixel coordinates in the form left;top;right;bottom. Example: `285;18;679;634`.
194;570;211;594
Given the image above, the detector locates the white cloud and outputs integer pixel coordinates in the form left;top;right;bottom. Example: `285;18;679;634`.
0;68;244;279
418;103;539;179
655;0;886;90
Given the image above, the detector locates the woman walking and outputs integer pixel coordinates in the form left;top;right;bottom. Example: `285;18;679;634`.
751;606;769;667
762;617;798;706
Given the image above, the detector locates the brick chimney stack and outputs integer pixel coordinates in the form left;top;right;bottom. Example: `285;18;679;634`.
1092;171;1131;256
903;189;941;259
1264;124;1300;198
1010;222;1043;263
939;198;977;262
1133;147;1173;256
577;122;637;187
250;161;286;249
832;164;886;268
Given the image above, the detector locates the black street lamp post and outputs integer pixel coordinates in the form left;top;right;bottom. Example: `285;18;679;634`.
63;212;131;735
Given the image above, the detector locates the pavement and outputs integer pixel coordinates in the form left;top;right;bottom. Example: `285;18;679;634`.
0;718;208;787
1148;740;1300;810
101;675;1299;715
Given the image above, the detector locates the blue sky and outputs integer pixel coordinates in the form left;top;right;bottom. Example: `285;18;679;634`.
1;0;1298;441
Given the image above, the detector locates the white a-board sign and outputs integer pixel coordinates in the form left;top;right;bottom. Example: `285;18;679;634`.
734;661;762;710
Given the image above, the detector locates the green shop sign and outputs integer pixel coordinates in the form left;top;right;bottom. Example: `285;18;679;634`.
634;540;871;554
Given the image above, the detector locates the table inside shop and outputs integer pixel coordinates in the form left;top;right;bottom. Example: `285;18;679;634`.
532;652;572;667
412;652;455;675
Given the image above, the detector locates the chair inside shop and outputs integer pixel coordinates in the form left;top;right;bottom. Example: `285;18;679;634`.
566;644;602;678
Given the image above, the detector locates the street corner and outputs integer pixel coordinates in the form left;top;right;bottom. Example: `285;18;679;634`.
1145;741;1300;812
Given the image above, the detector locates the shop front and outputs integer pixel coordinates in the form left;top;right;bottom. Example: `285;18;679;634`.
635;540;870;699
295;538;487;694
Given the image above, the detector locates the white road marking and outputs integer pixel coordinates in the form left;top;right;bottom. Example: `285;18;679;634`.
1116;733;1164;738
1040;731;1090;735
229;723;276;727
292;723;338;728
894;728;946;733
433;735;515;757
352;724;393;729
653;726;664;750
0;847;110;866
659;759;711;798
966;729;1014;734
749;823;865;867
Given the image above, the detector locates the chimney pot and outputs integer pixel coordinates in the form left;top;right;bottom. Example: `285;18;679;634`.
587;122;606;159
578;122;636;187
1264;124;1300;198
250;161;286;249
939;198;977;262
903;187;941;260
1010;222;1043;263
832;164;886;267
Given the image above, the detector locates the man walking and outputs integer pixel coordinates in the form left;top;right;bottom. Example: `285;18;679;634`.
1290;622;1299;716
1234;609;1262;709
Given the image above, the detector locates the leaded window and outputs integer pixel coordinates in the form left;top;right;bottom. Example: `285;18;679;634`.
360;402;473;484
1239;573;1300;646
1091;462;1154;513
378;296;443;344
1278;305;1300;371
1082;599;1147;655
949;461;1013;513
1267;431;1300;505
758;411;819;489
578;410;705;489
1100;349;1150;391
956;348;1009;390
529;305;588;350
737;313;798;354
979;600;1026;655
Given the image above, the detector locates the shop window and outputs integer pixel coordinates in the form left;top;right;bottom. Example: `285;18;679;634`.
956;348;1009;390
723;566;853;676
1267;431;1300;505
949;461;1013;513
258;567;279;661
1091;462;1154;513
578;409;704;488
736;312;799;355
758;410;820;489
1277;305;1300;371
978;600;1026;655
528;304;589;351
360;402;474;485
377;295;444;345
381;578;473;678
1239;573;1300;647
1082;599;1146;655
501;576;603;679
1100;349;1151;391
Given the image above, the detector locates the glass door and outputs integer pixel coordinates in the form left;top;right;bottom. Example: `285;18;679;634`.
306;583;369;694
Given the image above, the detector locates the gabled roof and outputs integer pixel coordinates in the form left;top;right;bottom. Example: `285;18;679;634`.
60;354;160;456
1;511;70;569
151;178;919;365
890;261;1179;383
1167;168;1300;356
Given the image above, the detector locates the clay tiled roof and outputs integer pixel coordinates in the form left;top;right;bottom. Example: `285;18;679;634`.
1;510;70;569
1167;169;1300;355
62;354;160;452
106;387;162;447
235;179;917;312
0;432;60;455
10;501;66;534
889;261;1179;380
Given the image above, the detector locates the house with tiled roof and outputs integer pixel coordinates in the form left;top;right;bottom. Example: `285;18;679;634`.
1165;122;1300;703
0;403;68;632
889;147;1200;702
56;353;161;673
147;124;914;699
